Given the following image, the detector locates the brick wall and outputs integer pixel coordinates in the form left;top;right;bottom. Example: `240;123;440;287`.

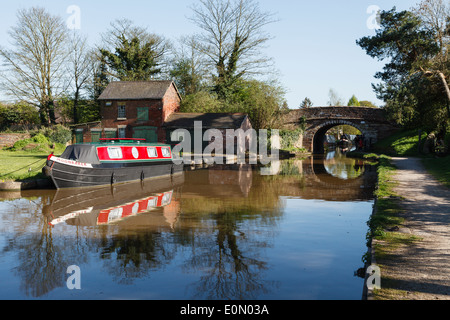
0;133;31;148
100;84;181;143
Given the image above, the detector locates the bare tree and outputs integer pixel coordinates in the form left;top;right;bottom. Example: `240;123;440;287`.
68;32;95;124
327;88;344;106
0;7;69;124
68;32;95;123
189;0;277;99
170;35;210;96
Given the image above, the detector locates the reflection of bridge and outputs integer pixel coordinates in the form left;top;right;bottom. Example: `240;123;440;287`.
282;107;399;153
183;159;377;203
269;157;377;202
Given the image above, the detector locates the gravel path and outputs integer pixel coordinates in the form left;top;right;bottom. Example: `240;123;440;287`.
378;157;450;299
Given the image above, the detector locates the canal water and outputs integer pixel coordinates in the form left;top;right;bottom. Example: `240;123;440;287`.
0;151;376;300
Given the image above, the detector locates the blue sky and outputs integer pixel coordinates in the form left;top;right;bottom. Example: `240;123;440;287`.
0;0;417;108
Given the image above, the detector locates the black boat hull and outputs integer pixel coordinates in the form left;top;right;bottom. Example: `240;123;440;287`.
43;160;184;189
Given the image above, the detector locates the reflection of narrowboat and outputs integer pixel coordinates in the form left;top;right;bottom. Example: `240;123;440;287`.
44;173;184;227
43;138;183;189
96;191;173;225
49;190;174;226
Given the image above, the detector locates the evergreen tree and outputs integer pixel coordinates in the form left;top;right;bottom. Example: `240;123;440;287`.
300;97;313;108
357;4;449;132
100;36;162;81
347;95;360;106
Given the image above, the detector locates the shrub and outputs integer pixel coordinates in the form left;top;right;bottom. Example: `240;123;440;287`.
47;125;72;144
279;128;304;151
32;133;49;144
10;133;48;152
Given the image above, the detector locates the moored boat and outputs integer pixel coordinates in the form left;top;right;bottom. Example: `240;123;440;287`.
43;138;183;189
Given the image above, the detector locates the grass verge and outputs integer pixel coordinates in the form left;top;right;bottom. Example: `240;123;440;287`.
372;128;450;188
0;132;66;182
0;150;50;181
372;129;427;156
421;155;450;188
348;151;422;299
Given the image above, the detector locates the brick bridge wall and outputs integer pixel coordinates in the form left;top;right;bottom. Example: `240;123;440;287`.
281;107;399;153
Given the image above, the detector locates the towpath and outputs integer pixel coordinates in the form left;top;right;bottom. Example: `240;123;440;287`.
375;157;450;299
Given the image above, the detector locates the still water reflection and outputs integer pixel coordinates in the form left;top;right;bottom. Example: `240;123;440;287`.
0;152;376;300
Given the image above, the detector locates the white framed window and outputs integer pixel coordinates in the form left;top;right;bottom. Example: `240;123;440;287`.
118;104;126;119
147;147;158;158
107;147;123;159
161;147;171;158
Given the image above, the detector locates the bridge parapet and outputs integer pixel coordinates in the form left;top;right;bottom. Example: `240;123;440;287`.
287;106;390;121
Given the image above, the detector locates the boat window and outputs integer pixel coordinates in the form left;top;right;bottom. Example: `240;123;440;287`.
147;147;157;158
161;147;171;158
107;147;123;159
108;207;123;222
147;198;157;209
161;192;172;205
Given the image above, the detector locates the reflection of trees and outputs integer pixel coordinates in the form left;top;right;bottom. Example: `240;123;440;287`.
7;228;88;297
180;210;279;300
99;231;176;285
178;170;284;299
1;195;90;297
324;150;364;179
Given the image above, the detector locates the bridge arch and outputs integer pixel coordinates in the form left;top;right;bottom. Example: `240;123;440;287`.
312;120;364;154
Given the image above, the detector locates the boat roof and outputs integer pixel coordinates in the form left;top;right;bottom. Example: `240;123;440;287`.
97;138;167;145
79;138;171;147
61;144;101;164
62;139;172;163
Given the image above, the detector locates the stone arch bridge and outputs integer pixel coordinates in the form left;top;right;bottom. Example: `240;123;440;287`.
281;107;399;154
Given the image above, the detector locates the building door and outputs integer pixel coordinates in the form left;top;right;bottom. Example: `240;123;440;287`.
74;130;83;144
91;130;101;143
133;126;158;143
104;130;117;139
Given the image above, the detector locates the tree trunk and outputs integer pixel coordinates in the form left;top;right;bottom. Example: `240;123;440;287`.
48;101;56;125
39;107;48;126
73;90;80;124
436;72;450;119
437;72;450;104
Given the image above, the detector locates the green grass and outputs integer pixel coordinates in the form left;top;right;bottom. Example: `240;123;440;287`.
422;155;450;188
367;155;405;241
0;143;65;181
373;129;427;156
372;129;450;188
0;150;50;181
347;151;406;242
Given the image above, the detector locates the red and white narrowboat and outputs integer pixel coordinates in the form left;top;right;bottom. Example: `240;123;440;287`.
43;138;183;189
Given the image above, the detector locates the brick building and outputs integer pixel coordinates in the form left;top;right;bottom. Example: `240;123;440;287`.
98;80;181;143
74;80;181;143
